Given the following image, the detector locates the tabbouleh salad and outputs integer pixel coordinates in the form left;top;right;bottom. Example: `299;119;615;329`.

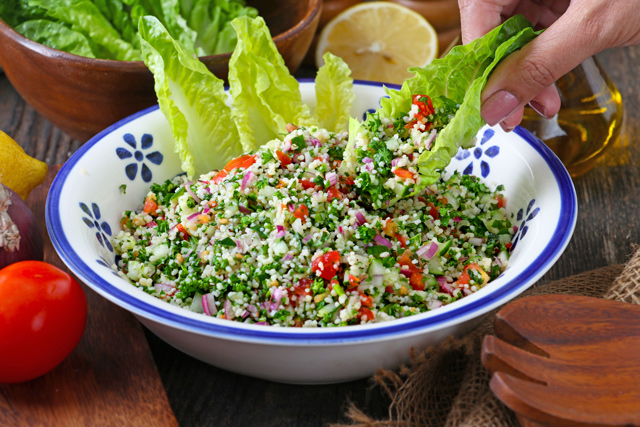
112;94;514;327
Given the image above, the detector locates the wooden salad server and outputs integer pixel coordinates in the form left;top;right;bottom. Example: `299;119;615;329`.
481;294;640;427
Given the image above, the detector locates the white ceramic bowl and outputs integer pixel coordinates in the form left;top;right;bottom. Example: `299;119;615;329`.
47;80;577;384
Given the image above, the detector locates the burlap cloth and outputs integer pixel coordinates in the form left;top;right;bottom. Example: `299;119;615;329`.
336;245;640;427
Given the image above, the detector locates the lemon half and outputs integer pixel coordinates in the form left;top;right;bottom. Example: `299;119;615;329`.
0;131;48;200
316;2;438;85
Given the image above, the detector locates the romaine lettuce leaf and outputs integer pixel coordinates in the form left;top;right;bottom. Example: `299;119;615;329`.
139;15;242;178
228;16;318;153
15;19;96;57
28;0;139;60
377;15;540;190
314;52;354;133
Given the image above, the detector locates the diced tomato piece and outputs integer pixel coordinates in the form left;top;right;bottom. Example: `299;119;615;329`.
224;154;256;172
145;221;157;228
143;196;158;215
464;263;483;274
328;279;339;291
357;306;375;322
293;204;309;222
276;150;292;167
427;202;439;219
175;224;189;241
393;168;415;180
404;119;418;130
505;242;513;250
286;123;298;133
398;250;421;274
327;187;343;202
412;94;435;115
212;169;228;184
359;292;373;308
496;194;505;208
347;274;360;291
300;179;316;190
385;285;394;294
409;272;425;291
456;272;470;286
395;233;407;249
340;175;355;186
383;220;397;236
311;251;341;280
291;278;312;306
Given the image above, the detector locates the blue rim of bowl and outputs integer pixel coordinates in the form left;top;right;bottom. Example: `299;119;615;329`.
46;80;577;344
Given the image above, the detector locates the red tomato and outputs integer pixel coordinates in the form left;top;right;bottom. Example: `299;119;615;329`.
412;94;435;115
276;150;292;167
224;154;255;172
359;292;373;308
300;179;316;190
357;306;375;322
398;250;420;274
395;233;407;249
176;223;189;241
496;194;505;208
290;278;312;306
142;195;158;214
427;202;439;219
293;204;309;222
0;261;87;383
393;168;415;180
410;272;425;290
311;251;341;280
326;187;343;202
212;169;228;184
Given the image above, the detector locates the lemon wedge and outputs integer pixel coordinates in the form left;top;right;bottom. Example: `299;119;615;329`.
316;2;438;85
0;131;48;200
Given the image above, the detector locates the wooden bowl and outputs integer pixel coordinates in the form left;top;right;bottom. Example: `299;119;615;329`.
0;0;321;142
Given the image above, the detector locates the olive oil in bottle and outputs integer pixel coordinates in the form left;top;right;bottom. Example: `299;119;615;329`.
520;56;623;177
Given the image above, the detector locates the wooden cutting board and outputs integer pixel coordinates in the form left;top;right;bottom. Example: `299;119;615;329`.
0;166;178;426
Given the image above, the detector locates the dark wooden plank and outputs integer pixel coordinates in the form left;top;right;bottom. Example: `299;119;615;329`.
0;166;178;427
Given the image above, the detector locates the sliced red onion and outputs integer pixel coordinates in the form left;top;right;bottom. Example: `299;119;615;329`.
241;310;250;318
436;276;447;286
326;172;338;187
338;226;344;234
202;187;211;194
186;212;200;221
282;139;292;152
247;304;258;315
356;211;367;225
224;299;235;320
241;171;256;191
305;169;317;178
463;288;473;296
424;130;437;150
391;157;402;167
275;225;286;238
430;300;443;309
283;253;294;261
453;216;462;223
416;242;438;260
310;138;322;147
256;322;268;326
373;234;393;249
469;237;486;246
440;281;455;296
302;234;313;243
202;207;210;214
288;204;295;213
365;163;374;172
494;256;503;267
363;157;373;164
235;239;245;253
185;183;201;203
271;288;283;311
202;293;217;316
239;205;251;214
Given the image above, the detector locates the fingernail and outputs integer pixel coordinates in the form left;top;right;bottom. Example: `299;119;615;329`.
528;100;548;118
481;91;520;126
500;122;515;133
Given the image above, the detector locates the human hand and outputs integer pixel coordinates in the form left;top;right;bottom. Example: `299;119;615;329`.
459;0;640;131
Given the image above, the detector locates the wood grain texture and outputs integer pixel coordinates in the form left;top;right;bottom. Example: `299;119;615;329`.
482;294;640;426
1;46;639;426
0;166;178;427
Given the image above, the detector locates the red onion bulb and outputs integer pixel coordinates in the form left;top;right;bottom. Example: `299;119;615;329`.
0;183;43;268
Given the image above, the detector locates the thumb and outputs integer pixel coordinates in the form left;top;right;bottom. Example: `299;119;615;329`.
480;12;599;126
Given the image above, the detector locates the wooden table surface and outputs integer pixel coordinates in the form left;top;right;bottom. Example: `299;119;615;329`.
1;45;639;426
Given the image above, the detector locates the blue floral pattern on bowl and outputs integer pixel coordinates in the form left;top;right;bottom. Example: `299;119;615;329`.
511;199;540;251
116;133;163;183
455;129;500;178
80;202;113;252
